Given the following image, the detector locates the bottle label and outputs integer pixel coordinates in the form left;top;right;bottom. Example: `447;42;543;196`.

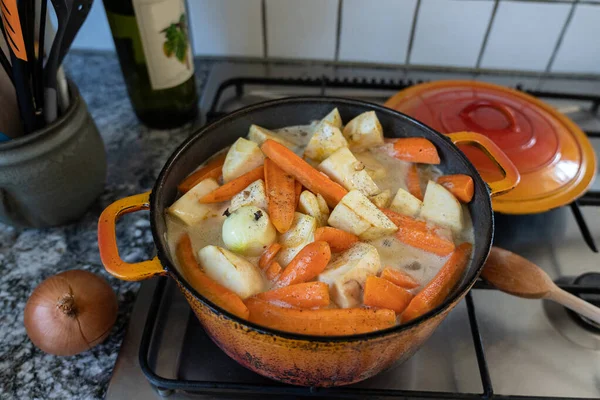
132;0;194;90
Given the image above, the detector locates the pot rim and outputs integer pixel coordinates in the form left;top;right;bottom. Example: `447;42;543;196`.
150;96;494;343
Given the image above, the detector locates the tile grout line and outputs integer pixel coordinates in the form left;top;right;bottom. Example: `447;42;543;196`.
334;0;343;62
405;0;422;66
544;0;578;74
475;0;500;70
261;0;268;59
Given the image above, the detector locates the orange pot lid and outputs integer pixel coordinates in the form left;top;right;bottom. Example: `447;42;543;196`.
385;80;597;214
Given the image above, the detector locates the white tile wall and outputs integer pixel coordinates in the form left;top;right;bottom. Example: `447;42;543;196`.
56;0;600;74
265;0;338;60
551;4;600;74
188;0;263;57
410;0;494;68
480;1;571;71
338;0;416;64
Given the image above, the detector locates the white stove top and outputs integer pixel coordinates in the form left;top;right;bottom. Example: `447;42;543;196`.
106;62;600;399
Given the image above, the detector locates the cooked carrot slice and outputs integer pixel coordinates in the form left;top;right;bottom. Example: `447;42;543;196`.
255;282;330;309
364;276;414;314
178;153;226;193
275;241;331;287
261;140;348;207
199;165;264;203
265;158;296;233
380;208;455;256
381;267;419;290
246;297;396;335
407;164;423;201
437;174;474;203
390;138;440;164
314;226;359;253
401;242;472;323
265;261;282;281
176;234;249;319
259;243;282;270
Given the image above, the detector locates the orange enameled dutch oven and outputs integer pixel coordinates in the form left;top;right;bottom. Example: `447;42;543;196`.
385;81;596;214
98;98;519;386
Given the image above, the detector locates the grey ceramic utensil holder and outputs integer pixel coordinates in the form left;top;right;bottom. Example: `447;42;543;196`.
0;82;107;228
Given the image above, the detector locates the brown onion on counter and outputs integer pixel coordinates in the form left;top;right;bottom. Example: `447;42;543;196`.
24;270;118;356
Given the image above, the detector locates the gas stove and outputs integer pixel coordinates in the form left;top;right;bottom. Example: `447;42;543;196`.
106;62;600;399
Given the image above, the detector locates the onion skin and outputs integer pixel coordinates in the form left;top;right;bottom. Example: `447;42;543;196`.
24;270;118;356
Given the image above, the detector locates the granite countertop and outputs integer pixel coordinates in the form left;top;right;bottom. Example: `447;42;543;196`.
0;52;212;400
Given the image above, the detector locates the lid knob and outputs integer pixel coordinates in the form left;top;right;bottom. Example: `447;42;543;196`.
458;100;520;135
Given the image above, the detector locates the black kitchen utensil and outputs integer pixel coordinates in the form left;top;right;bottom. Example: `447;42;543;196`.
57;0;92;66
0;0;35;133
44;0;68;123
36;0;47;111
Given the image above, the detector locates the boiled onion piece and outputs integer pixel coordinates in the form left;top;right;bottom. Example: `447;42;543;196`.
24;270;118;356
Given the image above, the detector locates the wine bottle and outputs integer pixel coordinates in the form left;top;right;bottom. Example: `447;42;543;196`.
103;0;198;129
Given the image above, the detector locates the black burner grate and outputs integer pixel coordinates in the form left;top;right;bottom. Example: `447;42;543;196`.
139;75;600;399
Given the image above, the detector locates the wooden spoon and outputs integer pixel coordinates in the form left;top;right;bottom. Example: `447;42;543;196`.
481;247;600;325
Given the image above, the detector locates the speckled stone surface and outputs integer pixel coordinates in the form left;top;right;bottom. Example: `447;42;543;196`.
0;52;212;400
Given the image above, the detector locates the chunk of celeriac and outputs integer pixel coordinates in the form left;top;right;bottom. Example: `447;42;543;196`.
342;111;384;151
356;152;387;180
230;179;268;212
304;121;348;162
167;178;221;225
197;245;265;299
328;190;397;240
222;206;276;256
222;137;265;183
369;189;391;209
318;147;380;196
298;190;329;226
318;243;381;308
321;108;342;129
247;124;295;149
420;180;463;233
277;212;316;267
390;187;422;217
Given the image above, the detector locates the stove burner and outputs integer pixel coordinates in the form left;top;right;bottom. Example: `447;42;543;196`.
566;273;600;332
543;275;600;351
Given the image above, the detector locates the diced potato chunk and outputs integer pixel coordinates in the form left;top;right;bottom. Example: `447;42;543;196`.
342;111;384;151
316;193;329;215
369;189;391;208
247;124;295;148
222;138;265;183
277;212;316;267
318;243;381;308
230;179;268;212
390;188;423;217
328;190;397;240
298;190;329;226
318;147;380;196
321;108;342;129
197;245;265;299
167;178;221;225
420;180;463;233
356;152;387;180
304;121;348;162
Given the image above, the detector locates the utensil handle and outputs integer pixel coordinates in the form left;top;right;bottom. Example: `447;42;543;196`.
97;191;165;281
546;286;600;325
446;131;520;197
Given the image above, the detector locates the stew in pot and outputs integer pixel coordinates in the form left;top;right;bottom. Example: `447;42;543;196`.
165;109;474;336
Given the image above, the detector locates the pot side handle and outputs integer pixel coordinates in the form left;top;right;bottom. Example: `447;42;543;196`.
446;131;520;197
97;191;165;281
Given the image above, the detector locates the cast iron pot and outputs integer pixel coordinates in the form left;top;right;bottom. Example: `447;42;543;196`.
98;97;519;387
